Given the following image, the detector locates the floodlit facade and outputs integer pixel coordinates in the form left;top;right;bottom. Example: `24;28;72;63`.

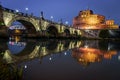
73;10;119;29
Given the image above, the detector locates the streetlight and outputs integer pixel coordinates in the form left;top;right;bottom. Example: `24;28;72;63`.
15;9;19;12
65;21;69;25
25;7;29;11
50;16;54;21
25;7;29;13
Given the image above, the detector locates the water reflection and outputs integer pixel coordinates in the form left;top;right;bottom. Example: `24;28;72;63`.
1;38;81;64
8;36;26;54
72;40;118;66
1;38;120;80
0;38;120;65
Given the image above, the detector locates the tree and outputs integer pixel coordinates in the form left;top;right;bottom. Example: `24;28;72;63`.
99;29;110;38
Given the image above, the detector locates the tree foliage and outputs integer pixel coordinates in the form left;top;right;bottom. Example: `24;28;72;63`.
99;29;110;38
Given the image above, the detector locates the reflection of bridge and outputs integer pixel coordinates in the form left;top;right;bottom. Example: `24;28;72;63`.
2;40;82;63
1;40;120;65
0;5;82;37
2;40;120;63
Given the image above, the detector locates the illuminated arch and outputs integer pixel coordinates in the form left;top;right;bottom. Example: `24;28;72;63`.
6;16;37;33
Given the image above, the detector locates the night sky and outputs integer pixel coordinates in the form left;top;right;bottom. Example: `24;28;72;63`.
1;0;120;25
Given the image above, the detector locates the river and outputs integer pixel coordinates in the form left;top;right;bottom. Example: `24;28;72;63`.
0;37;120;80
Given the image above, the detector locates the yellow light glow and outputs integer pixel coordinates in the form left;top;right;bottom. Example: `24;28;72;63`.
104;54;112;59
87;16;99;25
15;29;21;34
15;36;20;42
81;52;98;62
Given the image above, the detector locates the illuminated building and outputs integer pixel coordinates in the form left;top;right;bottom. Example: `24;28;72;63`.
105;20;119;29
73;10;119;29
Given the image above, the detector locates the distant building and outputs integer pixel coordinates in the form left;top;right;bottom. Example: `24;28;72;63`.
8;25;26;36
73;10;119;29
105;20;119;29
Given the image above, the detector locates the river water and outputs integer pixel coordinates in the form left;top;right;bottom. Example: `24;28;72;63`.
0;37;120;80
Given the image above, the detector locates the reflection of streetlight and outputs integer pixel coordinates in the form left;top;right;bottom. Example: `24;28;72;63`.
64;52;67;55
15;9;19;12
24;65;27;69
85;45;88;48
49;57;52;60
118;55;120;60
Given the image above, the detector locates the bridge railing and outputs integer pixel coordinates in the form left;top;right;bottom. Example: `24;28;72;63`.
1;6;34;17
2;7;41;20
44;18;71;27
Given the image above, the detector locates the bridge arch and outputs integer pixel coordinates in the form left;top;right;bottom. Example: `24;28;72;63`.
5;16;39;33
7;40;37;56
47;25;58;37
74;30;78;36
2;40;39;63
64;29;70;37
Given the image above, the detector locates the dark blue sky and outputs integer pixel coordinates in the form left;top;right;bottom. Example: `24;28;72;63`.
1;0;120;25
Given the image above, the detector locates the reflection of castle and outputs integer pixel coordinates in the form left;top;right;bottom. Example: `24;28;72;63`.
72;47;117;66
73;10;119;29
1;39;119;65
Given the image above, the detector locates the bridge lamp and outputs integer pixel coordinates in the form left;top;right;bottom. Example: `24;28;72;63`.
15;9;19;12
25;7;29;11
50;16;54;21
65;21;69;25
50;16;53;19
25;8;29;10
25;7;29;13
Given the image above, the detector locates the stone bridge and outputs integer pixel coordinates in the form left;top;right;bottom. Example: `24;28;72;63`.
0;5;82;38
